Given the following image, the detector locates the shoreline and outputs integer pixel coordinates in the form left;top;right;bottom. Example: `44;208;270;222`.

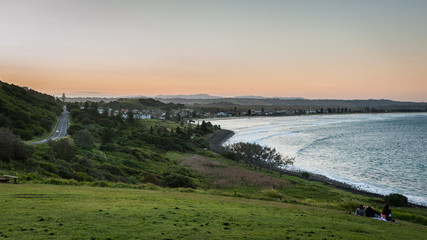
208;129;425;208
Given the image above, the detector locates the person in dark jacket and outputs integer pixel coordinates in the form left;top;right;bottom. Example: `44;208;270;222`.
382;204;394;222
365;206;380;218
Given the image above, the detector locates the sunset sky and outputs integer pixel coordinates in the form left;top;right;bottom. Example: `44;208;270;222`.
1;0;426;101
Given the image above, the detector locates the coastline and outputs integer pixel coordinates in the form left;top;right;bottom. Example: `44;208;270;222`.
208;129;425;208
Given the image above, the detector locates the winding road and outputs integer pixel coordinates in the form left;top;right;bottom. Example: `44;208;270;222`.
29;107;69;144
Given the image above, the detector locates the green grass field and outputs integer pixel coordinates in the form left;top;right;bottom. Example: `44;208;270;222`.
1;184;426;239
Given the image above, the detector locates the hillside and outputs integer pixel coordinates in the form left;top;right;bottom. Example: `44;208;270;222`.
0;81;62;140
158;97;427;112
107;98;185;111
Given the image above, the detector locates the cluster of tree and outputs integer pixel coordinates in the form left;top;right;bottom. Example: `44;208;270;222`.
0;90;216;188
195;120;219;135
0;128;29;162
0;81;62;140
223;142;294;175
104;98;184;112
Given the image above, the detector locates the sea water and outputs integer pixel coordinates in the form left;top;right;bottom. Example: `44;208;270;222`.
209;113;427;206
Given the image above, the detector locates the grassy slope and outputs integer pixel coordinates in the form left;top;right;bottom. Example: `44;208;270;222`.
169;152;427;225
1;184;426;240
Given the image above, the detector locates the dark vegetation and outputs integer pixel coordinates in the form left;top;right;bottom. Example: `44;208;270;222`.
107;98;184;111
385;193;409;207
1;98;219;189
0;81;62;140
158;97;427;113
223;142;295;174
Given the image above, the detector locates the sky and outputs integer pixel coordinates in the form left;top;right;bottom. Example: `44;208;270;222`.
0;0;426;101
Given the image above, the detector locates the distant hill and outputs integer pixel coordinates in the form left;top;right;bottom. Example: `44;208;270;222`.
234;95;305;100
155;94;222;99
0;81;62;140
105;98;185;111
157;97;427;112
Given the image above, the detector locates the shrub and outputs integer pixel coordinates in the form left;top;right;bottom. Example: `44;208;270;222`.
73;129;95;148
141;172;160;185
91;181;110;187
18;172;42;182
99;164;125;176
57;166;74;179
0;128;28;162
100;143;124;152
263;189;284;200
73;172;94;182
39;161;57;173
301;171;310;180
192;137;210;149
66;124;84;136
384;193;408;207
48;138;74;161
162;173;196;188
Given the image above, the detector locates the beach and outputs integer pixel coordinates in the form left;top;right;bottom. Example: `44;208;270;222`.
208;128;424;208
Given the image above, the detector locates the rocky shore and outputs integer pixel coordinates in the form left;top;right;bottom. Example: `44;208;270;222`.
208;129;424;208
208;129;234;153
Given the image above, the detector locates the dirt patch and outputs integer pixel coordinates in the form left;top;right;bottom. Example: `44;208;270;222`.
181;155;290;188
13;194;71;199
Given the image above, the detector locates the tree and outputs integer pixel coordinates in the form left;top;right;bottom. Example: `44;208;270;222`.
0;128;28;162
48;138;74;161
223;142;294;172
126;110;134;124
101;128;114;144
73;129;94;148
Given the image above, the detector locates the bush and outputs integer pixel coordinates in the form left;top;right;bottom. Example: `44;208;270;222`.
73;129;95;148
67;124;84;136
384;193;408;207
100;143;124;152
263;189;284;200
39;161;57;173
99;164;125;176
18;172;42;182
301;171;310;180
162;173;196;189
0;128;28;162
141;172;160;185
73;171;94;182
57;166;74;179
48;138;74;161
91;181;110;187
192;137;210;149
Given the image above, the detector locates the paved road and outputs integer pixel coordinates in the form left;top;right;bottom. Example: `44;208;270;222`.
29;107;69;144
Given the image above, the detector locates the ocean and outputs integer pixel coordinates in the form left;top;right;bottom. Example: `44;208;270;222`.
209;113;427;206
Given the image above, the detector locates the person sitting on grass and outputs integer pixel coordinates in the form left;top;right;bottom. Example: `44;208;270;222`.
355;205;365;216
381;204;394;222
365;206;381;218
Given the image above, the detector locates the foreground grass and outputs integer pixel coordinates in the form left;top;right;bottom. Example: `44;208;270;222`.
1;184;426;239
168;152;427;225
